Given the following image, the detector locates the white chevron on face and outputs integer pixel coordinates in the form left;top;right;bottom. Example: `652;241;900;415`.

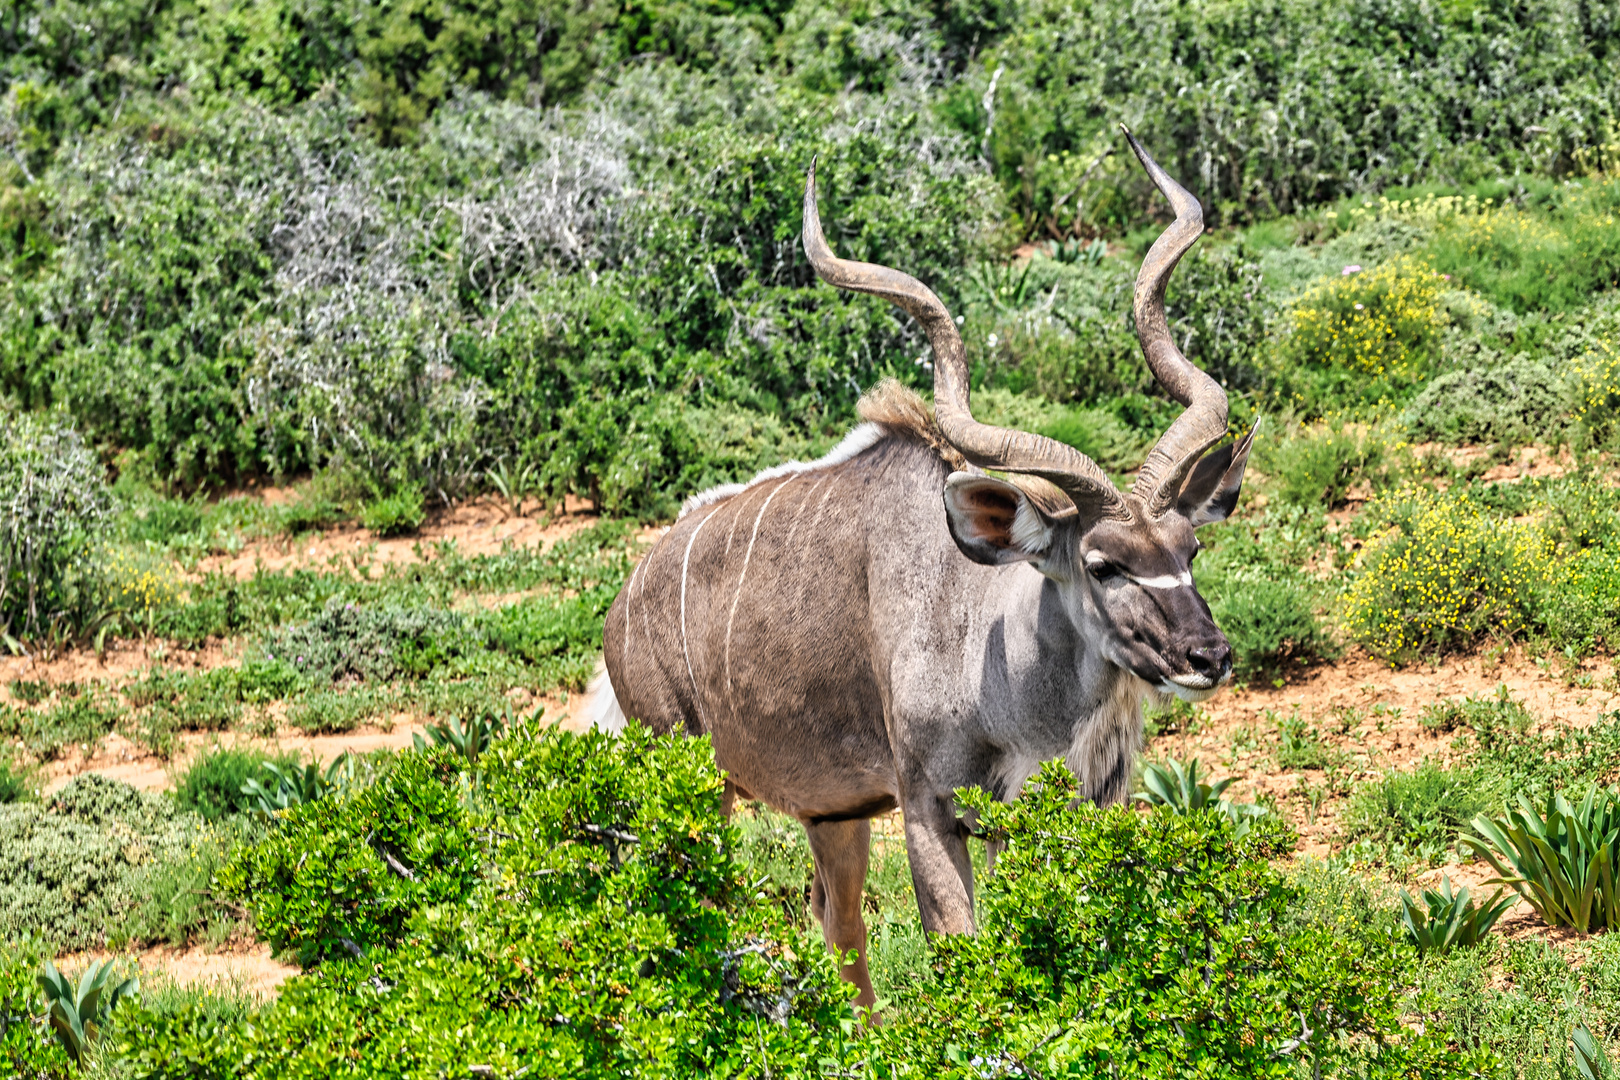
1128;571;1193;590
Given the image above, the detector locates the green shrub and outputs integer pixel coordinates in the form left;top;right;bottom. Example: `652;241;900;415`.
173;746;300;822
1208;572;1335;682
0;775;197;949
1344;486;1554;661
1402;355;1569;445
0;754;34;804
1420;685;1536;737
1543;544;1620;657
480;592;607;691
219;747;477;963
1272;709;1339;771
1469;786;1620;934
1452;701;1620;806
0;687;119;760
360;488;425;537
8;679;51;705
120;817;257;949
1262;422;1388;509
285;688;392;734
1272;258;1451;407
731;802;815;925
1571;338;1620;449
0;934;73;1078
1399;876;1513;955
274;492;347;536
1423;184;1620;315
1416;934;1620;1078
117;489;206;547
1036;404;1150;476
878;763;1482;1076
0;412;113;643
262;601;468;685
146;728;849;1077
1343;760;1503;862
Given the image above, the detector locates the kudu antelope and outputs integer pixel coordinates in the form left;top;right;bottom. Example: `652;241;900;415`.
596;131;1254;1008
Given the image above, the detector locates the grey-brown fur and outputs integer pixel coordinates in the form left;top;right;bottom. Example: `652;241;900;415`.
601;136;1253;1009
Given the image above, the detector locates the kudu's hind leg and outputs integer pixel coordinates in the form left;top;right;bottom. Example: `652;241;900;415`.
803;818;875;1010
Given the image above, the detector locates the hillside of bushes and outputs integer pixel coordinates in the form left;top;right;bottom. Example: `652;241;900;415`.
5;0;1620;515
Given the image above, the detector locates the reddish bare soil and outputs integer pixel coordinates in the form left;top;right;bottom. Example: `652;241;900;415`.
196;493;606;581
1151;646;1618;854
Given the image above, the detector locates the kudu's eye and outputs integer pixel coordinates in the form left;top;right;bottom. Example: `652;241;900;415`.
1086;560;1119;582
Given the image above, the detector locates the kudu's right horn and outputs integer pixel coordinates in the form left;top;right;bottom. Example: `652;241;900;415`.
1120;126;1231;518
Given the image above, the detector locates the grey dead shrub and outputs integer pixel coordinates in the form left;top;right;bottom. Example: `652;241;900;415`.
0;412;112;641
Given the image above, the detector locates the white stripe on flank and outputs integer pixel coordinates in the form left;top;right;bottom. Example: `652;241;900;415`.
782;472;828;553
1128;571;1194;590
638;542;654;663
726;476;796;695
679;507;720;720
623;557;642;663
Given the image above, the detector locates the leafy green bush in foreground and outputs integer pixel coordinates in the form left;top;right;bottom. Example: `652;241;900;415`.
117;729;1484;1078
887;767;1480;1077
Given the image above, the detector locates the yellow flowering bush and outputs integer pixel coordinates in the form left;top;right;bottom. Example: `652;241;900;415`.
1571;338;1620;447
1344;487;1554;662
1323;192;1492;233
1284;257;1449;383
105;549;180;622
1425;186;1620;313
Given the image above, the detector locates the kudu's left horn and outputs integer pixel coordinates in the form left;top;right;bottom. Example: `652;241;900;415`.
801;158;1127;523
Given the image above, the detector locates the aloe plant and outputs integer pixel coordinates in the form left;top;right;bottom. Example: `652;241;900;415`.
414;709;507;767
1467;786;1620;933
37;959;139;1061
242;753;354;818
1576;1023;1613;1080
1134;757;1268;837
1135;757;1233;812
1398;875;1513;954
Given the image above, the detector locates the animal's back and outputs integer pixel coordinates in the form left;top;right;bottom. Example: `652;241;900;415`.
602;387;958;820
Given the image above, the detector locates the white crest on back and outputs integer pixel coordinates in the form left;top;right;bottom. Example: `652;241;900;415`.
678;422;887;519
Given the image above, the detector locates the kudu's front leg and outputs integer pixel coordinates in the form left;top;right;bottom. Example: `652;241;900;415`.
899;790;976;934
803;818;876;1009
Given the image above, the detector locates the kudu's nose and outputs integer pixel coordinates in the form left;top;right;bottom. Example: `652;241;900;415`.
1187;643;1232;681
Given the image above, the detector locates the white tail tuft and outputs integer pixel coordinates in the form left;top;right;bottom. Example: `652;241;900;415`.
585;660;628;734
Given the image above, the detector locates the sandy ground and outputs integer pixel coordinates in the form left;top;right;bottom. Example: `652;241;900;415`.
192;493;665;582
58;941;301;999
1152;646;1619;850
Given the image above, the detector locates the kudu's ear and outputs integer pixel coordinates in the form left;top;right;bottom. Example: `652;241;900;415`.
1177;420;1259;528
943;474;1059;565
